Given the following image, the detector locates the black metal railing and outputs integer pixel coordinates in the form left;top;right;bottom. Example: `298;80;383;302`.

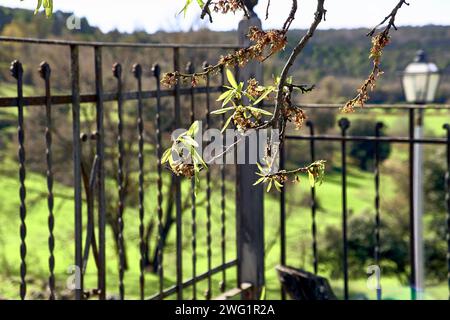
279;104;450;300
1;36;450;301
0;36;241;300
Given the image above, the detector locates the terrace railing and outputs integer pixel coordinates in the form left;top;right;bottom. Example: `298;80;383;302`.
279;104;450;300
0;35;449;301
0;36;257;300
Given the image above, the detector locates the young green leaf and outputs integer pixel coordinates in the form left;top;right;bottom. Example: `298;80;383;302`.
211;106;235;115
161;149;172;164
178;0;193;16
226;68;238;89
221;114;234;133
179;136;199;148
217;90;232;102
253;177;266;186
274;180;284;191
222;90;235;107
34;0;43;14
186;120;200;136
192;148;208;169
267;180;273;192
308;171;316;188
253;88;274;105
247;106;273;116
260;286;266;300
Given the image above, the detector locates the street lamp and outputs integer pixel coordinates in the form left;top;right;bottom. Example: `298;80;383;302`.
402;50;440;104
401;50;440;300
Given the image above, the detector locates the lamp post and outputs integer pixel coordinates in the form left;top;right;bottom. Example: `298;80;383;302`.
402;50;440;300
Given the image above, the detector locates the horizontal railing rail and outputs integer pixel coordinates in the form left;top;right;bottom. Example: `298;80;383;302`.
0;35;243;49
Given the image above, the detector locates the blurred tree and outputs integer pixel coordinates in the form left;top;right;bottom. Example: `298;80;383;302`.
348;119;391;171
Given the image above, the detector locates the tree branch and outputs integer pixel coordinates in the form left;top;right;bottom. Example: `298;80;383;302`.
266;0;326;129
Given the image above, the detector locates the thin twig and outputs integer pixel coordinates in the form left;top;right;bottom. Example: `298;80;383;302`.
206;136;244;164
239;0;251;18
200;0;214;22
266;0;271;20
285;83;316;94
367;0;410;36
282;0;298;32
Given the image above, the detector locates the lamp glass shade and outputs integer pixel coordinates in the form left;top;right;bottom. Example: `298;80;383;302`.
402;62;440;103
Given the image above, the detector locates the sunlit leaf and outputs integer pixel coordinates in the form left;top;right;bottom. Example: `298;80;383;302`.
192;148;208;169
217;90;232;102
161;149;172;164
308;171;315;188
267;180;273;192
34;0;42;14
222;90;235;106
178;0;193;17
186;120;200;136
179;136;199;148
247;106;272;116
226;68;238;89
260;287;266;300
253;87;274;105
274;180;284;191
221;114;234;133
211;106;235;115
253;177;265;186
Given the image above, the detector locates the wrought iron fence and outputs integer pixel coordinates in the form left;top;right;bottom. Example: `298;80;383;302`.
0;36;243;300
279;104;450;300
1;36;449;301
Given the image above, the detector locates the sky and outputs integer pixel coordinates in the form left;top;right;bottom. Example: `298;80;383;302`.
2;0;450;33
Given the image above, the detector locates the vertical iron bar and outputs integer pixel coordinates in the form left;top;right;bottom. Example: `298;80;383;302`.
409;108;417;300
280;139;286;300
133;64;145;300
70;46;83;300
94;46;107;300
186;62;197;300
174;48;183;300
220;66;227;293
39;62;56;300
113;63;125;300
338;118;350;300
153;64;165;299
306;121;318;275
374;122;383;300
11;60;27;300
204;61;212;300
443;124;450;300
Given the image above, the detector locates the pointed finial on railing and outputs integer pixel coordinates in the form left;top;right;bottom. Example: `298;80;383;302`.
10;60;23;79
443;123;450;132
39;61;51;80
202;61;210;72
152;64;161;78
113;63;122;79
186;61;195;74
338;118;350;131
132;63;142;79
